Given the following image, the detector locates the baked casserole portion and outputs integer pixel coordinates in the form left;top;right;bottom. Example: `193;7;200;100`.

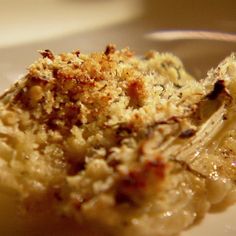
0;45;236;235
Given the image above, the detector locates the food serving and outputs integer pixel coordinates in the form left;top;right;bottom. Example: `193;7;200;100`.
0;45;236;236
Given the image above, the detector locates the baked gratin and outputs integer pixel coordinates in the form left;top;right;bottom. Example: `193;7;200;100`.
0;45;236;236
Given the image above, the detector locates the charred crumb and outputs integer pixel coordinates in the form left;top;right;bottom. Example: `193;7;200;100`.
159;84;165;91
105;44;116;56
52;187;64;202
67;161;86;176
207;80;225;100
161;63;166;69
223;114;228;120
116;124;135;142
39;49;55;60
157;116;181;125
179;129;196;138
73;50;80;57
107;158;121;168
115;191;137;206
174;83;182;89
53;68;59;78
